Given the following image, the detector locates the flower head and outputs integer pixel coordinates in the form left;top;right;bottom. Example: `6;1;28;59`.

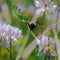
34;0;57;13
0;23;23;46
41;35;49;46
40;35;57;56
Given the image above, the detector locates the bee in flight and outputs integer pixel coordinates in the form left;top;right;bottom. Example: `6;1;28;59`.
12;4;44;30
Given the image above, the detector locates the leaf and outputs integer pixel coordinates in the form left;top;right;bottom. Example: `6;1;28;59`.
16;28;30;60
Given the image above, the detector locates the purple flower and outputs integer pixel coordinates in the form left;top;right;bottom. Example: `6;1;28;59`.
34;0;57;13
0;23;23;46
40;35;57;56
41;35;49;46
2;40;9;46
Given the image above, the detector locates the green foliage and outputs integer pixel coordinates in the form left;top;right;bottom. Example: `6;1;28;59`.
16;27;30;60
24;0;34;8
1;0;60;60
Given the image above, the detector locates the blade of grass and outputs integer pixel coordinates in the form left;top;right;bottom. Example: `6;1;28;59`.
16;26;30;60
53;27;60;60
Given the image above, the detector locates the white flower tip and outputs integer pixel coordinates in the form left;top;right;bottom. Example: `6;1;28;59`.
35;0;39;4
35;0;40;8
53;5;57;9
36;38;40;45
42;35;45;40
41;8;45;12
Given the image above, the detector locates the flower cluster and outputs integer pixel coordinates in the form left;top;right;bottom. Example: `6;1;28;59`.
36;35;57;56
35;0;57;13
0;23;23;46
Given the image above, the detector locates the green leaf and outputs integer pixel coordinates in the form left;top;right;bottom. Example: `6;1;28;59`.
16;27;30;60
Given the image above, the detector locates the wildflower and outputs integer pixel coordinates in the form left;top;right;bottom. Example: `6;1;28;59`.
40;35;57;56
0;23;23;46
34;0;57;13
41;35;48;46
30;0;57;25
35;0;40;8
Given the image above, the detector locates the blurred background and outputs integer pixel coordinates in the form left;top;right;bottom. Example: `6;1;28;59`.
0;0;60;60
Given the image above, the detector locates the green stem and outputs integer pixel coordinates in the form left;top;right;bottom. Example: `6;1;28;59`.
10;39;12;60
41;12;45;34
28;26;37;39
47;55;51;60
16;26;30;60
53;26;60;60
0;37;2;58
56;9;59;31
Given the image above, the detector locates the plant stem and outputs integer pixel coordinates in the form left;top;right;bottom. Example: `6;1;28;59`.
28;26;37;39
10;39;12;60
53;27;60;60
41;12;45;34
48;55;51;60
16;27;30;60
0;37;2;59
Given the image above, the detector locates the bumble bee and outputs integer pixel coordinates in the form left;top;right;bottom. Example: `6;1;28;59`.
23;21;44;30
28;22;36;30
